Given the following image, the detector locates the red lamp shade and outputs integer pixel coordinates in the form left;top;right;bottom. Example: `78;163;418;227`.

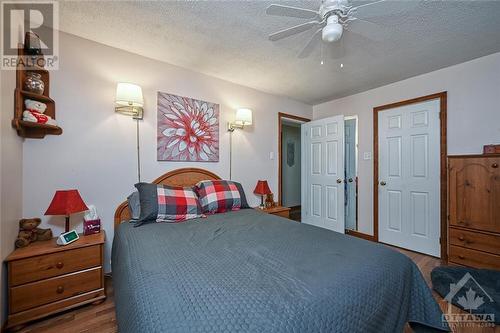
254;180;271;195
45;190;88;232
45;190;88;216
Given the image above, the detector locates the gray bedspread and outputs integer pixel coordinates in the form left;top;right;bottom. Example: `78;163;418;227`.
112;209;448;333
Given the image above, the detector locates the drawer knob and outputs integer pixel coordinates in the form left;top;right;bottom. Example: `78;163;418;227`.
458;255;465;260
56;285;64;294
458;236;465;241
56;262;64;269
492;163;499;169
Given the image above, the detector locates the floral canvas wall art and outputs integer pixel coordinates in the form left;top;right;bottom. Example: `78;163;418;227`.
157;92;219;161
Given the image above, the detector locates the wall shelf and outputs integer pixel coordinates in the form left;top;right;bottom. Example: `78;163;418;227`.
11;44;63;139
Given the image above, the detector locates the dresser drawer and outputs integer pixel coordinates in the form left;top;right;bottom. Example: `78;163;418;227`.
10;267;102;313
449;228;500;255
9;245;101;286
449;245;500;270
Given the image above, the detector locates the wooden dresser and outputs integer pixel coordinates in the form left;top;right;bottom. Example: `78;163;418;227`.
448;155;500;269
5;232;106;330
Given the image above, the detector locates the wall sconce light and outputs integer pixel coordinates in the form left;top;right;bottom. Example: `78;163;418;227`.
115;82;144;182
228;108;253;180
115;82;144;119
228;108;253;132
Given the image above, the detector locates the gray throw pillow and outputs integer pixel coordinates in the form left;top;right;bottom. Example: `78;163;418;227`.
127;191;141;220
234;182;250;209
134;183;159;227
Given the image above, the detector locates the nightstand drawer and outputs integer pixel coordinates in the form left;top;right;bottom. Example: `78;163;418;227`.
273;210;290;219
9;245;101;286
10;267;102;313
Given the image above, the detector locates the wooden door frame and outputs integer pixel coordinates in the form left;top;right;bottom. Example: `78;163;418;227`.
278;112;310;207
373;92;448;261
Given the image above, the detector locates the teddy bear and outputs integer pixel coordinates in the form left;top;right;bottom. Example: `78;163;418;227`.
22;99;57;126
15;218;53;248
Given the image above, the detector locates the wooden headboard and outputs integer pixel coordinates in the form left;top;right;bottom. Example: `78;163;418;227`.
114;167;221;227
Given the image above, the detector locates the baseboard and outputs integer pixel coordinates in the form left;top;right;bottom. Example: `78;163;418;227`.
346;230;375;242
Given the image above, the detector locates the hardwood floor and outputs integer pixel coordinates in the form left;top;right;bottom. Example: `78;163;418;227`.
14;248;498;333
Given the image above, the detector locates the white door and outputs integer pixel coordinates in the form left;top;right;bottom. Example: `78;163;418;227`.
345;118;357;230
378;99;441;257
302;115;345;233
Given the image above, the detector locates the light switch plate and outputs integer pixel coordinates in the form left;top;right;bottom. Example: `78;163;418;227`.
363;152;372;160
269;152;274;160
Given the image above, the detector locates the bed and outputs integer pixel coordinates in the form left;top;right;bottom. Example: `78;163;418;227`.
112;168;448;333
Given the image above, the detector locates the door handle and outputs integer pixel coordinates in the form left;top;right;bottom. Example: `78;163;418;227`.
348;178;353;183
380;181;387;186
336;179;342;184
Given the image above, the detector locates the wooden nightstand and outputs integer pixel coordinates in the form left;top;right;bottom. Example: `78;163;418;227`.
256;206;291;219
5;231;106;330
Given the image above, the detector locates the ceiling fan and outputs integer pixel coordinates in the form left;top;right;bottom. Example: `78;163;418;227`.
266;0;411;59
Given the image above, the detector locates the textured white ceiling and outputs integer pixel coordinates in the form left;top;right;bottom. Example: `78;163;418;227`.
58;1;500;104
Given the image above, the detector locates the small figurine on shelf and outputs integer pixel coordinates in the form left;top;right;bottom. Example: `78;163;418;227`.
22;99;57;126
24;72;45;94
265;193;276;209
23;31;46;68
24;32;43;56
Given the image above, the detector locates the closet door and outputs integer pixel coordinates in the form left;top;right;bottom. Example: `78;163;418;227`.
449;156;500;234
378;99;441;257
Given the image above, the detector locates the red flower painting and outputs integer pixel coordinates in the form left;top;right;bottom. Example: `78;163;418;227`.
157;92;219;161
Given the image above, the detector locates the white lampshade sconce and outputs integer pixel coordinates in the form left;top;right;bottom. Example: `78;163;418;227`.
228;108;253;180
115;82;144;182
228;108;253;132
115;82;144;119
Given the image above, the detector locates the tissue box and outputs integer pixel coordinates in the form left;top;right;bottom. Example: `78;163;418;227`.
83;219;101;235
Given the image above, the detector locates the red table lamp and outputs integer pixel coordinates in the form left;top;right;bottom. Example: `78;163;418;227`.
45;190;89;233
254;180;271;209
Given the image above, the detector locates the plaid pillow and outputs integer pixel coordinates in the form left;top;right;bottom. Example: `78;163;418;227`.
195;180;242;214
156;185;203;222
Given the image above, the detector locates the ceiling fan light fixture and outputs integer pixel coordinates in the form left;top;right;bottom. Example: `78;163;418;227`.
322;15;343;43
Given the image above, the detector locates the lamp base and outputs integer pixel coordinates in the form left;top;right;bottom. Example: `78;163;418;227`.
65;216;70;233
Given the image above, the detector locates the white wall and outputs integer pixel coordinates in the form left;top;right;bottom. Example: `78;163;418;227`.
1;67;24;325
313;52;500;236
281;124;301;207
22;32;312;271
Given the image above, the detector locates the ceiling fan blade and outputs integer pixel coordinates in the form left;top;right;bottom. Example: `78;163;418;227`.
351;0;419;20
269;21;320;41
298;29;322;58
345;19;384;41
351;0;386;11
266;4;319;19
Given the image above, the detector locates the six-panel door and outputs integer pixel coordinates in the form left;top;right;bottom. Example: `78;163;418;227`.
302;115;345;233
378;99;441;257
